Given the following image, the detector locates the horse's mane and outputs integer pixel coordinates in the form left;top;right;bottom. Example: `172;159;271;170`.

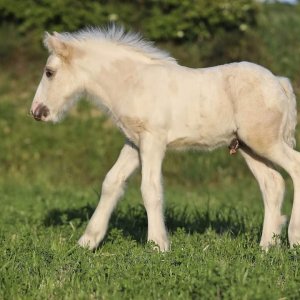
57;25;177;64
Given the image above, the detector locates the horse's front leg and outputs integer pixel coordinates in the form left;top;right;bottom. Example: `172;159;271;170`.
140;133;169;251
78;140;140;250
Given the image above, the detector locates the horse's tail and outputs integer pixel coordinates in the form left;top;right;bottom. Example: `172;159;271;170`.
278;76;297;148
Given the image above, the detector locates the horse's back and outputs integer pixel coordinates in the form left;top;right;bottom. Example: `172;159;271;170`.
165;61;291;151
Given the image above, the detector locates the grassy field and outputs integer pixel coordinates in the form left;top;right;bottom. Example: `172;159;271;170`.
1;93;300;299
1;3;300;300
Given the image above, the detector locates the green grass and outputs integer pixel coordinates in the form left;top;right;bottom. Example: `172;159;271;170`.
1;87;300;299
1;3;300;299
1;175;300;299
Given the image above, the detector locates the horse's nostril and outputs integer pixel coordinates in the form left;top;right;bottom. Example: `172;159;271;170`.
33;104;49;121
41;106;49;118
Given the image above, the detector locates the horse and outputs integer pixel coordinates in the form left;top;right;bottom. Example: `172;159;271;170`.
31;26;299;251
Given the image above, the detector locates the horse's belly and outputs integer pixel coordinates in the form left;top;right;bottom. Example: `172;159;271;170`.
167;134;235;151
167;120;237;151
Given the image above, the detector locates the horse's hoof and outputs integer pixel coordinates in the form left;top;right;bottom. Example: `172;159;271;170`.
78;234;99;250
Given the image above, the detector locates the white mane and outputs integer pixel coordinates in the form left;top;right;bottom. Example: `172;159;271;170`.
57;25;177;64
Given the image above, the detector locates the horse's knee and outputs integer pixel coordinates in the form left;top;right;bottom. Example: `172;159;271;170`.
141;179;162;207
266;171;285;197
102;171;124;195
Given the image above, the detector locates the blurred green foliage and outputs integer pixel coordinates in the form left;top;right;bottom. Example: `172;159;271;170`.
0;0;258;42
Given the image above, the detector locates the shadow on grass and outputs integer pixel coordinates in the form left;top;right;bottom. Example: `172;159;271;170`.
43;203;248;243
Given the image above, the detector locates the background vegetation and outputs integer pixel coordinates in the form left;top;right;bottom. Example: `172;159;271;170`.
0;0;300;299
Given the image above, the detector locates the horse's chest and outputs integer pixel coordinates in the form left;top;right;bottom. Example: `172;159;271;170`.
117;116;147;145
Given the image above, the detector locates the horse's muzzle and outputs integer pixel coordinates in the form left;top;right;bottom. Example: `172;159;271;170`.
31;104;50;121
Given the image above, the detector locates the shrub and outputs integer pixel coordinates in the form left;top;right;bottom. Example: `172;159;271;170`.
0;0;258;43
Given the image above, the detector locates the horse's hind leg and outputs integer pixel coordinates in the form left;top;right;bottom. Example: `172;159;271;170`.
240;126;300;246
240;149;286;249
264;143;300;247
235;87;299;246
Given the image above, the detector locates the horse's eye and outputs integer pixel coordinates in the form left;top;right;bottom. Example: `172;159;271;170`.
45;69;54;78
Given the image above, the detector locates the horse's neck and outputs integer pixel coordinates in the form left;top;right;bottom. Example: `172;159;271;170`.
84;53;147;112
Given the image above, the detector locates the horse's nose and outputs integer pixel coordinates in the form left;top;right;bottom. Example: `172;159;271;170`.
31;104;50;121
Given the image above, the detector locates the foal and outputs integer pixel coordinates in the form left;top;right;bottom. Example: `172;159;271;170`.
31;26;299;251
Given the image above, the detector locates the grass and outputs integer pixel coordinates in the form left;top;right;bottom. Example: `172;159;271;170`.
1;2;300;299
1;80;300;299
1;175;300;299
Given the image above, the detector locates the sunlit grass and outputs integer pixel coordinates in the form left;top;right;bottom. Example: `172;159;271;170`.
1;84;299;299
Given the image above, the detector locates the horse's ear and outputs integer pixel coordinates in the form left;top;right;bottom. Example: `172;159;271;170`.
43;32;72;59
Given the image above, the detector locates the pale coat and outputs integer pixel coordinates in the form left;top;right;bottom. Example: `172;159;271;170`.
31;26;299;251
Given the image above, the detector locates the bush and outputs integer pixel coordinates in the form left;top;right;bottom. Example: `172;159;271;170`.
139;0;258;42
0;0;258;43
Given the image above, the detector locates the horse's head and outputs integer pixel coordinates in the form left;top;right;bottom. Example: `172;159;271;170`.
31;32;84;122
